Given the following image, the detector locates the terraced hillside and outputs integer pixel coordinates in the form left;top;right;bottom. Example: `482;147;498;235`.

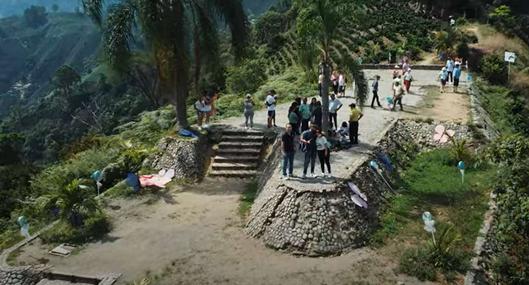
263;1;442;76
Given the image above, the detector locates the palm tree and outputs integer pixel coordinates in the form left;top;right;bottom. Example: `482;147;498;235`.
36;179;100;227
294;0;367;133
81;0;249;129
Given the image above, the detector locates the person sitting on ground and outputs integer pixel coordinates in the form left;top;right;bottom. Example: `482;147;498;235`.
281;123;296;180
338;121;349;143
243;94;254;130
316;128;332;178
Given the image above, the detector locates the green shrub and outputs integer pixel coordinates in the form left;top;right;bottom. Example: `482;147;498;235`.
399;248;437;281
226;59;267;95
40;212;110;244
480;54;508;85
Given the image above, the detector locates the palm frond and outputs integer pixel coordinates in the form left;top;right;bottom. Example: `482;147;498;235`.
104;2;136;72
82;0;105;26
209;0;249;59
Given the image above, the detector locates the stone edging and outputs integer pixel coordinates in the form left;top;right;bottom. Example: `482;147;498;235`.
464;193;497;285
360;64;444;70
468;82;499;141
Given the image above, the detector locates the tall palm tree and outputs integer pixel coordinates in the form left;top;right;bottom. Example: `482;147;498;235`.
294;0;367;133
81;0;249;129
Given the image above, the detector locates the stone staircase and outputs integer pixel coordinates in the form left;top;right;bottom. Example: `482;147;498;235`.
210;129;265;178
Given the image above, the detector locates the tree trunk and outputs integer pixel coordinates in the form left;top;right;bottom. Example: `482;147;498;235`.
174;82;189;129
321;61;331;133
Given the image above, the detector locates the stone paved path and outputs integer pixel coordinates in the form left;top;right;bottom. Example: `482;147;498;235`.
220;69;463;192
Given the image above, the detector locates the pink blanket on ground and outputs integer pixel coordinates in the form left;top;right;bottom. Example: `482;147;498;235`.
139;169;175;188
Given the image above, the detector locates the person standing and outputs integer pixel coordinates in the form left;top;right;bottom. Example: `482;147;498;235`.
439;67;448;93
392;81;405;111
203;96;212;128
318;73;324;97
338;72;346;97
243;94;254;130
281;124;296;180
288;104;300;135
403;69;413;94
312;101;323;128
331;71;339;95
316;129;332;177
194;96;206;130
371;75;382;108
349;103;364;145
299;97;312;133
453;64;462;93
301;124;318;178
328;94;343;129
446;58;455;83
265;91;276;128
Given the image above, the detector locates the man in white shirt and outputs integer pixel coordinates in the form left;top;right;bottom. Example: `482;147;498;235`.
328;93;343;129
265;90;277;128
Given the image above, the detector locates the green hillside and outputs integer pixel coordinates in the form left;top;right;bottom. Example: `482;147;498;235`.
0;13;100;116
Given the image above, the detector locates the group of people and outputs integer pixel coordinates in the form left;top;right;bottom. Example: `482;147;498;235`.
194;91;219;130
318;70;347;97
438;57;463;93
370;60;414;111
280;98;363;180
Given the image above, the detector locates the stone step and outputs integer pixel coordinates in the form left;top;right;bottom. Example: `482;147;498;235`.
211;162;259;170
214;155;260;163
209;170;258;178
222;130;264;137
217;148;261;155
218;142;263;149
222;135;264;142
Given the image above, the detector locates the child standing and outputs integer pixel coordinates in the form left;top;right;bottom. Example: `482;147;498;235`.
316;129;332;177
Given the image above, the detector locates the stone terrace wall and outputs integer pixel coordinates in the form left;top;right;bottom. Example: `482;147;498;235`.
246;119;471;256
143;135;208;181
0;266;47;285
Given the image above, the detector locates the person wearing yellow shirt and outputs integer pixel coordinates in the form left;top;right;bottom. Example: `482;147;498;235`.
348;103;364;145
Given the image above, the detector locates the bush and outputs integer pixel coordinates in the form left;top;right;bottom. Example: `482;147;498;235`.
225;59;267;95
399;225;468;281
480;54;508;85
399;248;438;281
40;212;110;244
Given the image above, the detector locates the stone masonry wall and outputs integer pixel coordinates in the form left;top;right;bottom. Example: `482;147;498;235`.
246;119;472;256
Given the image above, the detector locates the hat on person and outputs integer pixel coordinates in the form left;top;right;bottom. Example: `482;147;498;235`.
442;67;447;71
246;94;251;98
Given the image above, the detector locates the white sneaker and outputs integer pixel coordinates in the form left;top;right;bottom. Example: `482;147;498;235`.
321;172;326;177
302;174;307;179
327;173;333;178
311;173;317;178
285;176;290;180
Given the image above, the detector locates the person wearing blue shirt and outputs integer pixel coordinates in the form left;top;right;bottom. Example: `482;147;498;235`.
453;64;462;93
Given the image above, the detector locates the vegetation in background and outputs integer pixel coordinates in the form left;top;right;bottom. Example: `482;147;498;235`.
239;181;258;219
483;135;529;284
373;149;495;281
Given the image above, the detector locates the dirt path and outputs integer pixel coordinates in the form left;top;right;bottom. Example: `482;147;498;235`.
16;179;433;285
403;86;470;124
